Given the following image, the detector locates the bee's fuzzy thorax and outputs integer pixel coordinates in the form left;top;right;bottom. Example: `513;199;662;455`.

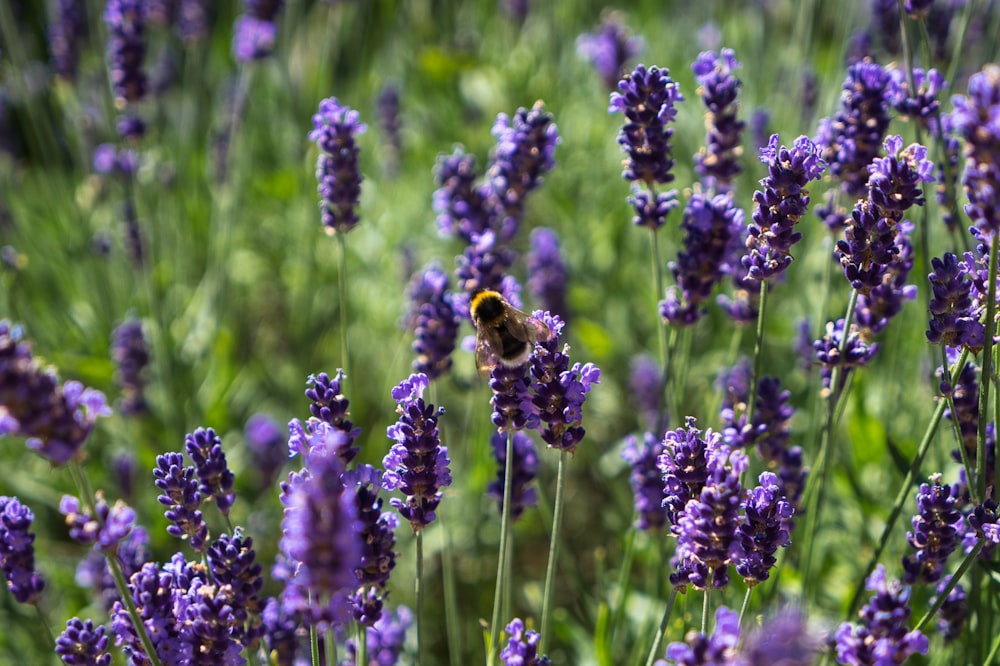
470;290;508;328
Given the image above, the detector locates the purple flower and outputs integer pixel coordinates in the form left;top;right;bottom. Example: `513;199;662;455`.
622;432;668;532
778;446;808;520
231;0;283;62
692;49;745;191
405;264;460;380
184;426;236;515
486;101;560;238
527;228;570;322
629;353;664;432
660;606;740;665
736;472;793;586
56;617;112;666
490;358;538;433
576;12;645;91
344;464;398;626
60;492;136;553
206;528;264;642
661;192;745;326
932;576;967;642
50;0;87;81
280;447;360;630
377;83;402;170
739;607;819;666
671;441;747;590
110;560;184;664
111;317;150;416
454;230;518;306
304;370;361;463
261;597;299;665
345;604;414;666
658;418;715;528
500;618;552;666
488;430;540;522
902;474;963;585
628;187;679;231
104;0;148;108
176;576;247;665
927;252;985;351
0;495;45;605
610;64;684;186
433;149;491;243
888;67;945;127
383;373;452;531
244;413;287;486
310;98;366;235
742;135;825;282
749;376;794;463
813;319;879;395
834;565;928;665
528;311;601;453
75;526;148;612
153;451;209;550
177;0;208;43
0;322;112;466
965;497;1000;549
950;65;1000;237
815;59;891;198
941;356;979;467
853;224;917;335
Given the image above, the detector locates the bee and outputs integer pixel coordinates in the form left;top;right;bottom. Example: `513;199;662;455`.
470;289;553;376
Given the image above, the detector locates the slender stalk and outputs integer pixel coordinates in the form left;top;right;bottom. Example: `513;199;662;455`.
68;462;162;666
643;588;678;666
607;525;637;651
441;521;462;666
539;449;569;655
737;586;753;626
356;621;368;666
745;279;769;424
310;626;320;666
650;226;673;423
914;540;984;631
701;587;710;634
488;430;516;665
940;346;976;487
976;236;998;501
33;604;55;653
337;232;350;380
416;530;425;666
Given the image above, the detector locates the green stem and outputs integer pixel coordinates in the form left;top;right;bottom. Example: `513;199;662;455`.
33;604;56;653
357;620;368;666
337;232;350;380
745;279;769;425
643;588;678;666
914;540;984;632
650;227;672;424
416;530;424;666
310;625;320;666
977;236;998;502
607;525;636;652
539;449;569;655
738;586;753;627
488;430;517;665
442;521;462;666
701;587;710;634
941;346;976;488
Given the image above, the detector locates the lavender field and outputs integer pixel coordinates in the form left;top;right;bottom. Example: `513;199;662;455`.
2;1;1000;664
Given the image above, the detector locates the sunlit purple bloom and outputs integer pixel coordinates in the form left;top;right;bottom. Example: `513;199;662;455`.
154;451;209;550
454;230;517;310
813;318;879;395
902;474;963;585
528;311;601;453
405;264;460;380
75;526;148;612
56;617;112;666
610;64;684;186
576;12;645;91
345;605;414;666
659;606;740;666
488;430;540;522
778;446;808;521
662;192;745;326
433;149;491;242
500;618;552;666
310;98;366;235
622;432;668;531
344;465;398;626
111;317;149;416
280;447;359;630
232;0;283;62
888;68;945;126
185;426;236;515
743;135;825;282
104;0;148;108
950;65;1000;237
927;252;985;352
0;495;45;604
692;48;745;191
177;577;247;665
815;59;892;198
750;108;770;151
207;528;263;642
629;187;679;231
490;360;538;433
527;227;569;322
834;565;928;665
853;224;918;335
303;369;362;463
383;373;451;531
261;597;299;665
659;418;715;528
60;492;136;553
965;497;1000;549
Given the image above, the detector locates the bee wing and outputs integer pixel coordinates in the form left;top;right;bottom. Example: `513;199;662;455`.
505;306;553;343
476;333;499;377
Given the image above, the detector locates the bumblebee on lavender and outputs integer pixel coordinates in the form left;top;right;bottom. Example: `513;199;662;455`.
470;289;553;376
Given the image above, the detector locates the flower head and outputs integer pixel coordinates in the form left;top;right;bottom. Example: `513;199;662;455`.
692;48;745;191
104;0;147;109
111;317;150;416
405;264;460;380
383;373;451;531
488;430;541;522
304;370;361;463
950;65;1000;238
902;474;963;585
310;98;366;235
0;495;45;604
622;432;668;531
659;606;740;665
344;464;399;626
50;0;87;81
244;413;287;486
500;618;552;666
56;617;112;666
184;426;236;515
610;65;684;186
154;451;209;550
527;228;570;322
736;471;793;586
207;528;264;642
576;12;645;91
60;492;136;554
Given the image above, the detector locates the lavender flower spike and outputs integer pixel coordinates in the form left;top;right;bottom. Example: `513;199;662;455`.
60;492;136;553
405;264;460;380
902;473;963;585
344;464;399;626
736;471;793;586
692;48;745;191
153;451;209;551
383;373;452;531
56;617;112;666
576;11;645;91
488;430;540;522
104;0;148;109
658;606;740;665
610;64;684;187
304;370;361;463
950;65;1000;238
743;134;825;282
927;253;984;352
621;432;668;532
184;426;236;515
309;97;366;235
111;317;150;416
500;618;552;665
0;495;45;604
